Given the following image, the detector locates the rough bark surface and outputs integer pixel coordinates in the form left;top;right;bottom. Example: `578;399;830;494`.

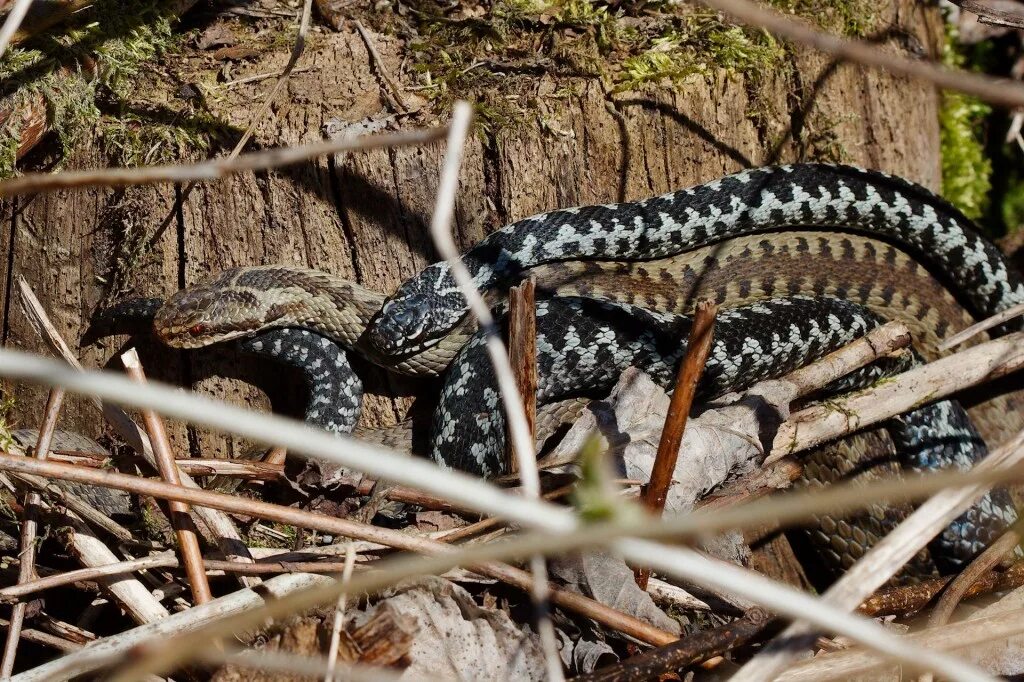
0;1;943;573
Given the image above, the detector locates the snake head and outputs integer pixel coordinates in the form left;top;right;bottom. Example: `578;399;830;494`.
367;292;434;354
154;268;295;349
366;263;469;359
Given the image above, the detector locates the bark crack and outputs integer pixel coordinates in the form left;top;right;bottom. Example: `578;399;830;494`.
325;155;365;282
1;199;17;346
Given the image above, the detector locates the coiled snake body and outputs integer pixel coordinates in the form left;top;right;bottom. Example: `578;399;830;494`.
107;163;1024;577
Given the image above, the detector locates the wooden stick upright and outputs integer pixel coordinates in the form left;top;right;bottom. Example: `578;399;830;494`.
635;300;718;589
506;278;537;475
0;387;65;678
121;349;213;606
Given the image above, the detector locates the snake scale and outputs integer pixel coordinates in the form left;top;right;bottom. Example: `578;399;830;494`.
99;163;1024;577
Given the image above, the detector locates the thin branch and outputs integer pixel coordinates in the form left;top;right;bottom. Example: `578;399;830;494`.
949;0;1024;28
122;349;212;605
0;387;65;678
636;299;716;589
0;125;447;198
577;608;773;682
354;19;411;112
768;330;1024;462
693;0;1024;108
506;279;537;474
938;302;1024;351
928;527;1022;628
860;561;1024;618
732;429;1024;682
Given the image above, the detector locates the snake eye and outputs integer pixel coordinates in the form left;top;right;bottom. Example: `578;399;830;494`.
187;324;206;337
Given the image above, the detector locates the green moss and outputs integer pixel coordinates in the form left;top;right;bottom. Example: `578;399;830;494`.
618;18;784;91
939;92;992;220
938;26;992;221
0;0;223;177
406;0;789;117
1004;176;1024;232
766;0;875;37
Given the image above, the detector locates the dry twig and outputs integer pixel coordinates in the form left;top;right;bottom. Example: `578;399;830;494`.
324;544;357;682
768;330;1024;461
506;279;538;475
17;277;260;585
0;387;65;678
635;300;716;589
949;0;1024;28
928;528;1022;628
694;0;1024;107
0;126;446;197
121;349;212;605
938;302;1024;351
577;608;773;681
354;19;411;112
860;561;1024;618
733;428;1024;681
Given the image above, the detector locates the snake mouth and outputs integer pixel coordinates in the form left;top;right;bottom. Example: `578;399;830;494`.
154;321;260;349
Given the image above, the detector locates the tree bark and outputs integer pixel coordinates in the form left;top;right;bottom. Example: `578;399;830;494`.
0;1;944;574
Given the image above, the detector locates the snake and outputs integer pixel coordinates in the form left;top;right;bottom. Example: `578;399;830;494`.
96;163;1024;577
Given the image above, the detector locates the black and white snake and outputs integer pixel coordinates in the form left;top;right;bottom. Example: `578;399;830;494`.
97;163;1024;576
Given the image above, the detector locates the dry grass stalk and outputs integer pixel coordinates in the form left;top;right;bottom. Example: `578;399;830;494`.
635;299;717;590
426;101;562;679
0;0;31;59
324;544;357;682
121;349;212;605
0;125;447;197
0;453;679;650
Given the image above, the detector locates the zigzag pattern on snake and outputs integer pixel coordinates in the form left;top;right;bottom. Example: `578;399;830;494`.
96;163;1024;576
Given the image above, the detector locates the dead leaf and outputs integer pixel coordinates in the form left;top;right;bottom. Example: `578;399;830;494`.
197;24;237;50
550;550;682;636
353;577;548;680
415;510;462;532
